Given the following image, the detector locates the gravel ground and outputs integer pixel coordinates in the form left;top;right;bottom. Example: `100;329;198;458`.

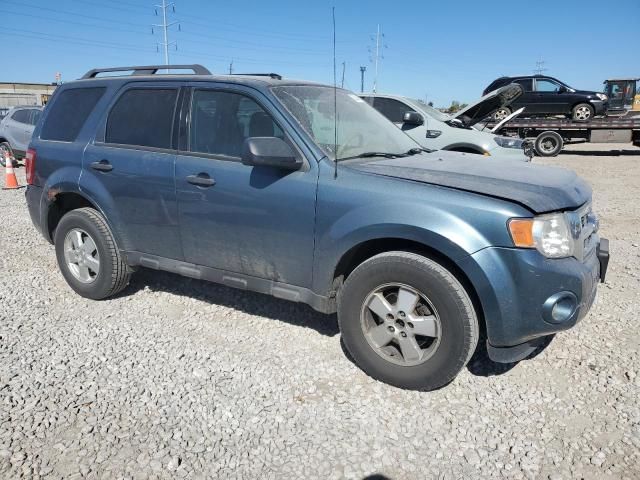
1;143;639;480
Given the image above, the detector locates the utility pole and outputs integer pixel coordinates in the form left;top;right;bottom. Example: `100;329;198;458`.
152;0;180;68
369;24;387;93
341;62;345;88
360;66;366;93
229;59;234;75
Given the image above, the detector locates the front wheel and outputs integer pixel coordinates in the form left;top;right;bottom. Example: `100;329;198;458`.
338;252;479;391
572;103;594;121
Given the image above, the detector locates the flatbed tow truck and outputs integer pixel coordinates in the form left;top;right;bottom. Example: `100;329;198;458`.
484;114;640;157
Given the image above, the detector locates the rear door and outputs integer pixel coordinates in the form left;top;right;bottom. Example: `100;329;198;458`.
5;109;31;151
81;82;183;259
174;84;317;287
511;78;535;113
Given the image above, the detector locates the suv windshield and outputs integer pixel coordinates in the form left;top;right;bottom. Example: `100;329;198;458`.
411;98;451;122
272;85;418;161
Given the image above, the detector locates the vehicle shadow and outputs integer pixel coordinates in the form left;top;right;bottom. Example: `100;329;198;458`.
466;334;555;377
561;149;640;156
118;267;340;337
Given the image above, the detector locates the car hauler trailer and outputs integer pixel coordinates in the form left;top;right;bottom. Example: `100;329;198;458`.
485;116;640;157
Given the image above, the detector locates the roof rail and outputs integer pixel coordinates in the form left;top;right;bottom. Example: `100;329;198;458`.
81;64;211;79
230;73;282;80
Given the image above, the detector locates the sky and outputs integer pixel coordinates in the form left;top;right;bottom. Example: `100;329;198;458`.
1;0;639;107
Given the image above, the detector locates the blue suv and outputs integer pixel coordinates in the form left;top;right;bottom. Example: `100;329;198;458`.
25;65;609;390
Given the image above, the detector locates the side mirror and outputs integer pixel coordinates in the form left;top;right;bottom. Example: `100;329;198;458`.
242;137;302;171
558;85;568;93
402;111;424;126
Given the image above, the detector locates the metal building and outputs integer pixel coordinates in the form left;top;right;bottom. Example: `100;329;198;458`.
0;82;58;117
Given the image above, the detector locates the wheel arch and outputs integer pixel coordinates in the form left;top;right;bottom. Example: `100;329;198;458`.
331;237;486;333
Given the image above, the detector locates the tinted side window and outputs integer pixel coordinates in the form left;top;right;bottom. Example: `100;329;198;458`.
189;90;283;157
41;87;105;141
373;98;413;123
30;110;42;126
12;109;31;124
106;88;178;149
514;78;533;91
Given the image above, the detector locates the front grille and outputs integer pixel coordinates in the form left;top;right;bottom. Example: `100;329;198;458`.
569;202;598;262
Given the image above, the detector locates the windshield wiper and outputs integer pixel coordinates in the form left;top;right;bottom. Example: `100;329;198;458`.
336;151;405;162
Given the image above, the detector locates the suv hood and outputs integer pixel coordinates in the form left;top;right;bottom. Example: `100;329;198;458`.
350;151;591;213
453;84;523;127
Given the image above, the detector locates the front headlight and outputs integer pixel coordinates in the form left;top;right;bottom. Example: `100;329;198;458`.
596;93;608;101
508;213;575;258
494;136;524;149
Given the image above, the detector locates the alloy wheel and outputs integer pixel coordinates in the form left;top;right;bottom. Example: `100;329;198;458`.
360;283;441;366
63;228;100;283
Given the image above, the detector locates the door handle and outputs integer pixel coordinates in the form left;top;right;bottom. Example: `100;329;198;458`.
187;173;215;187
91;160;113;172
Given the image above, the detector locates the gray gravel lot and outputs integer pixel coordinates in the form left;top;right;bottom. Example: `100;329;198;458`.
1;143;639;479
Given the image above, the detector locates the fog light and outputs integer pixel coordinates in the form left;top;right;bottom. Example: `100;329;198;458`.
542;292;578;324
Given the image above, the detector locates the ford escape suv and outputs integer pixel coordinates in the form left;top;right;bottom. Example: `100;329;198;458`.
25;65;610;391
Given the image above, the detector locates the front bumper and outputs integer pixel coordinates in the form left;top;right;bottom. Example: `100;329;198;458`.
589;99;608;116
459;239;609;362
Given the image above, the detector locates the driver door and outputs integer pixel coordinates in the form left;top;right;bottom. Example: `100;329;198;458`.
175;85;318;287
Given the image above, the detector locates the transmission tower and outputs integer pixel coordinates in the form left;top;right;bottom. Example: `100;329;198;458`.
152;0;180;67
368;24;387;93
533;57;547;75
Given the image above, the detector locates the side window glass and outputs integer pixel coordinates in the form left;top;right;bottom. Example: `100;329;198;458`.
535;79;560;92
30;110;42;126
514;79;533;91
189;90;282;157
373;98;414;123
12;109;30;124
106;88;178;149
41;87;106;142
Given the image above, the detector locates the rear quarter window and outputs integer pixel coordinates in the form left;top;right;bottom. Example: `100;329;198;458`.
40;87;106;142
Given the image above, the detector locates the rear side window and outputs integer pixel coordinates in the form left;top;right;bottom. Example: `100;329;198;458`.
12;109;31;124
106;88;178;149
41;87;105;142
373;98;414;123
514;78;533;91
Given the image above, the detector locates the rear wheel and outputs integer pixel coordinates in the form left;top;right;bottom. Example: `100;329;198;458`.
338;252;479;390
493;106;511;121
534;131;563;157
0;142;16;167
54;207;131;299
572;103;594;121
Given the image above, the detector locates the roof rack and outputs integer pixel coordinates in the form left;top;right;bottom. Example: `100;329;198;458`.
81;64;211;79
230;73;282;80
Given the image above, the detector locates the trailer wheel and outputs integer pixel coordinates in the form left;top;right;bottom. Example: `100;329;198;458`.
534;131;563;157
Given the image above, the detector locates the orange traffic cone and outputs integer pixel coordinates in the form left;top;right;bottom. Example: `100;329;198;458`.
3;150;20;190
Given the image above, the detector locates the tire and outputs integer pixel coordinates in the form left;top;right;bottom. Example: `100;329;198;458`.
0;142;16;167
493;106;511;121
534;131;563;157
54;207;131;300
338;251;479;391
572;103;594;121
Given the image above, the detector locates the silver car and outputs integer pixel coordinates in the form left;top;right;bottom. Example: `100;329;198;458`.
361;88;531;162
0;106;42;166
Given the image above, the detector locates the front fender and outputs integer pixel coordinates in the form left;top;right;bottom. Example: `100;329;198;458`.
312;161;528;295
